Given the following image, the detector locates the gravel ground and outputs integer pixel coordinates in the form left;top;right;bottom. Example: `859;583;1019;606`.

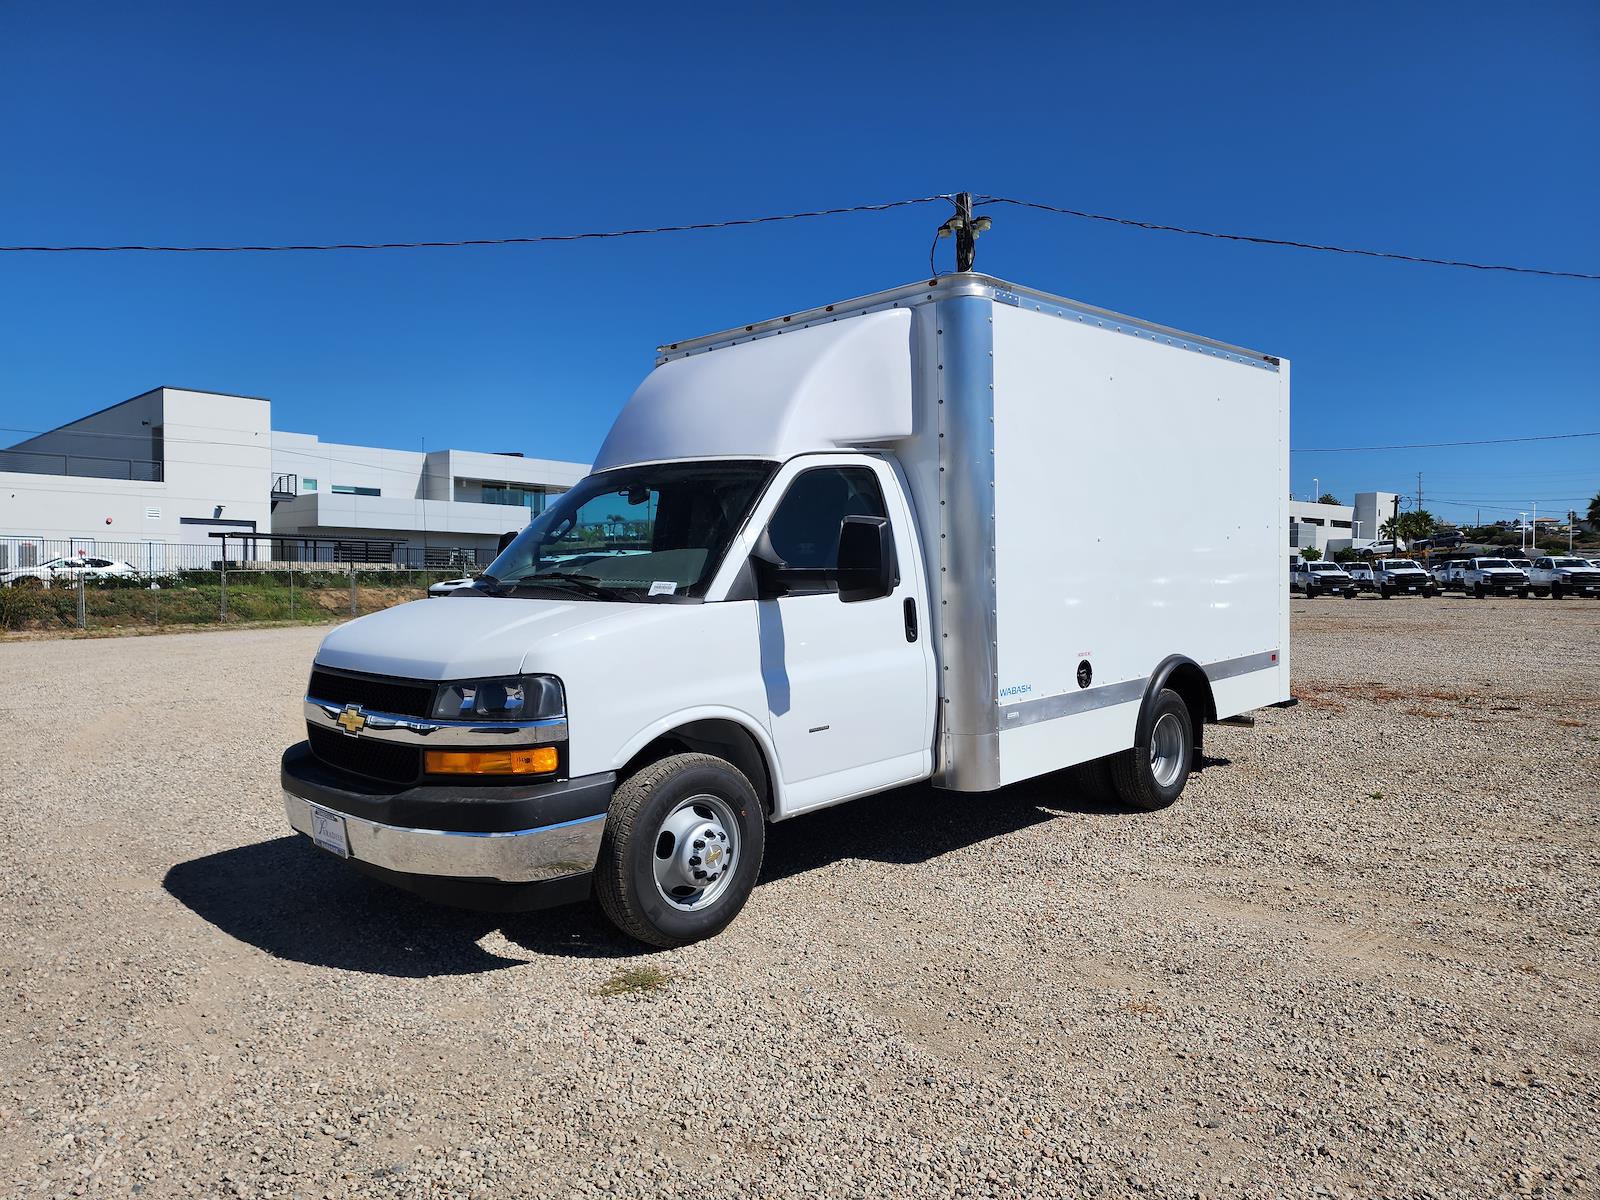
2;595;1597;1199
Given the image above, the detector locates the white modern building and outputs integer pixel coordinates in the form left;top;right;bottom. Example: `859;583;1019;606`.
0;387;588;570
1288;490;1401;557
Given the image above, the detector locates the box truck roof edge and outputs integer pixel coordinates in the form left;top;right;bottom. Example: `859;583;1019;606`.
657;273;1279;367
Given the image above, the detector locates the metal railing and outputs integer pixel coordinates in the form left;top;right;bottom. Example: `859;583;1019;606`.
0;449;163;481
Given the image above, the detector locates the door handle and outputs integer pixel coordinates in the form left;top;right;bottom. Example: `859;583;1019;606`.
903;597;918;642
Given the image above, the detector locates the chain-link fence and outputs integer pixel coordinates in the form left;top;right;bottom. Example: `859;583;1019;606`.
0;564;471;635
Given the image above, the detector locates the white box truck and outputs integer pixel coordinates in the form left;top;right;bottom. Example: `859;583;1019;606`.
282;273;1291;946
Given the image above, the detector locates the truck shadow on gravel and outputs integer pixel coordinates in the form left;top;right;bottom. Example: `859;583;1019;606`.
162;765;1185;976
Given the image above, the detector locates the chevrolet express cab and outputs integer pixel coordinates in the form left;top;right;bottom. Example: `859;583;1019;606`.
281;274;1291;946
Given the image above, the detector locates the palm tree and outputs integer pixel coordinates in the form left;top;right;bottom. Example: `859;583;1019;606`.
1587;491;1600;526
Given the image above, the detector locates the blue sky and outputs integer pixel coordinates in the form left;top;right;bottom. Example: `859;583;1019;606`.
2;0;1596;525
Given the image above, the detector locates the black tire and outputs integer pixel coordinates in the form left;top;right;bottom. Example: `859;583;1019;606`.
1343;589;1356;599
1474;584;1485;599
1067;755;1118;806
1518;589;1529;599
1379;587;1391;599
1551;584;1563;600
1108;688;1193;812
594;752;766;948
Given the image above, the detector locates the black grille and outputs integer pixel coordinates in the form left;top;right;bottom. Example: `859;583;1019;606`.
307;725;420;785
308;669;435;718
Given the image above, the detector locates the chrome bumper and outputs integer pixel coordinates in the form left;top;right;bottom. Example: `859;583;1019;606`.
282;790;604;883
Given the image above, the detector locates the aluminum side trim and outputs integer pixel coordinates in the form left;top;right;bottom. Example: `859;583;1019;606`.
935;294;1002;791
997;650;1281;731
1203;650;1281;683
999;677;1147;730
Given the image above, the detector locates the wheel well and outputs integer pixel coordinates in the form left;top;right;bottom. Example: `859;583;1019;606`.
1158;660;1216;751
617;719;775;815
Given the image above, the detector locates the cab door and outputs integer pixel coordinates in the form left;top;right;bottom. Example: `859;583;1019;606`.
748;456;933;814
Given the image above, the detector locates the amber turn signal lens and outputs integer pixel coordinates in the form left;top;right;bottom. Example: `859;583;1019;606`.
424;746;558;776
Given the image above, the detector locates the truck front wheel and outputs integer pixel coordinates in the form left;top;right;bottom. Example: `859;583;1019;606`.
594;752;766;948
1109;688;1193;812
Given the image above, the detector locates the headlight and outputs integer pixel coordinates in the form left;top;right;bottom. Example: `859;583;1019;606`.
432;674;565;722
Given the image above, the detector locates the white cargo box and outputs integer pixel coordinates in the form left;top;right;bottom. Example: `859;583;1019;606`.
625;273;1291;791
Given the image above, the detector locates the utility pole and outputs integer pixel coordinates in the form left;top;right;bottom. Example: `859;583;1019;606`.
1570;511;1576;553
1531;501;1537;553
1416;472;1422;515
935;193;991;274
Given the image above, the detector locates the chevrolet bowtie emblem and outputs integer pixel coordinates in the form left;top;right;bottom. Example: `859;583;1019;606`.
336;705;367;736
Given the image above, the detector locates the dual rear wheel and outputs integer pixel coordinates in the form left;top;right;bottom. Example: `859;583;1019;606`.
1073;687;1195;813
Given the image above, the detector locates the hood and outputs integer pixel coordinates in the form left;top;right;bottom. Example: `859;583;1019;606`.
314;594;658;680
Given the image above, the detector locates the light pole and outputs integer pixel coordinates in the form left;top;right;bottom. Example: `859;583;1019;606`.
1313;477;1320;503
1518;513;1528;553
1531;501;1537;553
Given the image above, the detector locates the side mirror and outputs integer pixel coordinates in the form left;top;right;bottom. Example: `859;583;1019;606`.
748;530;791;601
836;515;897;603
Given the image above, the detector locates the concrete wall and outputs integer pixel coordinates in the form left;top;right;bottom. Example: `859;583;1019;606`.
0;388;271;555
0;389;164;480
1354;492;1399;543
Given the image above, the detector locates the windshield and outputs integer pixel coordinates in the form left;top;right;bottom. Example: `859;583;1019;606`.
1552;558;1586;567
1477;559;1512;569
1310;563;1341;572
481;460;777;601
1386;561;1421;570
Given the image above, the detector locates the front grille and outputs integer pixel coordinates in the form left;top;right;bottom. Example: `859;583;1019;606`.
308;668;435;718
307;724;420;785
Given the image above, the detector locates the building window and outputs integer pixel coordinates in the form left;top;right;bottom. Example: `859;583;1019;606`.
303;478;318;492
331;485;380;496
481;484;548;512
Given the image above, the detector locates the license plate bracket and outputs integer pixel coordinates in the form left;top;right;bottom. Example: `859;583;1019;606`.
308;803;350;859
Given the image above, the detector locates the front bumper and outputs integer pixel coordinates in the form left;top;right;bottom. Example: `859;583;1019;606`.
281;742;612;898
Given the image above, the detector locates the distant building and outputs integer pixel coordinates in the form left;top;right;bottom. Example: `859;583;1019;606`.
1288;490;1402;557
0;387;588;570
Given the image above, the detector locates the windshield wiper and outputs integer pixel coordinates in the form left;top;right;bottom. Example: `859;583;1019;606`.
502;571;626;600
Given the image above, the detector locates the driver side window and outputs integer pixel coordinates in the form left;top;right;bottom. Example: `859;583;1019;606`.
767;466;888;574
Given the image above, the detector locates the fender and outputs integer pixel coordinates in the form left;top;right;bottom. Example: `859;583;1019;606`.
1134;655;1216;753
610;704;787;813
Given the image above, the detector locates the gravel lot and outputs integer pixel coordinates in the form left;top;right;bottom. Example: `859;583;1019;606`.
2;596;1597;1199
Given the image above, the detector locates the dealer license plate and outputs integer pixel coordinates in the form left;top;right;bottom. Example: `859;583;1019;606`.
309;804;350;858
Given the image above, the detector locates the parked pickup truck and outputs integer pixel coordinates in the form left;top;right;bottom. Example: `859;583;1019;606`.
1459;558;1531;598
1291;561;1358;598
1372;559;1436;598
1346;563;1377;593
1529;555;1600;599
278;272;1292;947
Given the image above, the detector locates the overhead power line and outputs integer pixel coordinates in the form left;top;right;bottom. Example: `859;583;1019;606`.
1;192;1595;279
974;196;1600;281
0;196;953;254
1291;431;1600;453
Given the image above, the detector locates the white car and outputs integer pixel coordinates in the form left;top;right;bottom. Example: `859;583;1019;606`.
1;555;137;588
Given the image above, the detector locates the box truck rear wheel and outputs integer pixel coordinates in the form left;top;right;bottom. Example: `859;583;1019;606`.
594;752;765;948
1109;689;1193;812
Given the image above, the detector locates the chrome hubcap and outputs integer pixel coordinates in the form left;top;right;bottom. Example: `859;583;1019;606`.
1149;712;1186;789
652;793;739;912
